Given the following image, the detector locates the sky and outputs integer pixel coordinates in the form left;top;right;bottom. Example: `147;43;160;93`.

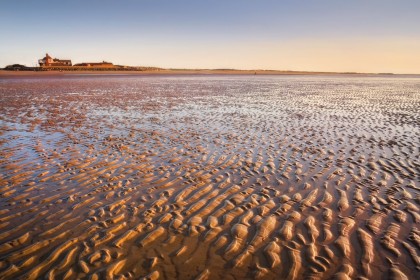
1;0;420;73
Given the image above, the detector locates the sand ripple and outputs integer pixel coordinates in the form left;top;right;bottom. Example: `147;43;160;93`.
0;75;419;279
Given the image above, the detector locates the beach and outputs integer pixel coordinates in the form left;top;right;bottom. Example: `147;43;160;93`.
0;74;419;279
0;69;404;78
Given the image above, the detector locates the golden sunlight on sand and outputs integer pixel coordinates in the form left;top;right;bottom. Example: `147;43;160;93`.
0;75;419;279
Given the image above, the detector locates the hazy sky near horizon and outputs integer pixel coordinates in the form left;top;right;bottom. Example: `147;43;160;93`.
1;0;420;73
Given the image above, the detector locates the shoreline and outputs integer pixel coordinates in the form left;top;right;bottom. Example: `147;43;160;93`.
1;69;417;78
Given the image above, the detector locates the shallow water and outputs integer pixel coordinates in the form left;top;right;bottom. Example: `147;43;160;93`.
0;75;419;279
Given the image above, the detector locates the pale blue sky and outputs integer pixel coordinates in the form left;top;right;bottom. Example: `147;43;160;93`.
1;0;420;73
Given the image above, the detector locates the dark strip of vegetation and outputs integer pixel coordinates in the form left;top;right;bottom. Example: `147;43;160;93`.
2;65;162;71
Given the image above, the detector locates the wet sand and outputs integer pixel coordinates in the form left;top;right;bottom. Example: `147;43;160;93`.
0;69;336;77
1;69;411;78
0;75;419;279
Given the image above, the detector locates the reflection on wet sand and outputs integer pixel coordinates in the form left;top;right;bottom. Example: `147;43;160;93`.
0;75;419;279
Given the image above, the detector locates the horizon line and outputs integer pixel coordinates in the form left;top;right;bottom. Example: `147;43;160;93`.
3;66;420;76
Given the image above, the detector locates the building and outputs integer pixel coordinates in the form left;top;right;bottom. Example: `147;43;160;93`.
38;53;72;67
73;61;114;68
